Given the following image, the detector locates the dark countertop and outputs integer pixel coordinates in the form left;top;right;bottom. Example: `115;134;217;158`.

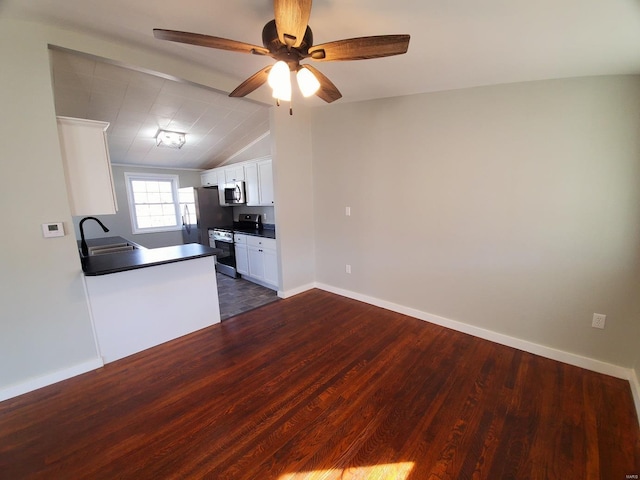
233;227;276;239
79;236;218;276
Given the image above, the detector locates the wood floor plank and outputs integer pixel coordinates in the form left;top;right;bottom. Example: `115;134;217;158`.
0;289;638;479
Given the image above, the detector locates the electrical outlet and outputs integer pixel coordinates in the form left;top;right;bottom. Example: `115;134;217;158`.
345;264;351;274
592;313;606;329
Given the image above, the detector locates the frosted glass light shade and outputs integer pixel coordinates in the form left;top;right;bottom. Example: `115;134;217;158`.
156;130;185;149
297;67;320;97
268;61;291;101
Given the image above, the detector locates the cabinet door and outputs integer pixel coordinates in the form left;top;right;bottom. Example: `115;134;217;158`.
248;246;266;280
225;165;245;183
257;159;274;206
201;170;218;187
235;243;249;275
263;248;278;287
217;171;229;206
244;163;260;206
57;116;117;215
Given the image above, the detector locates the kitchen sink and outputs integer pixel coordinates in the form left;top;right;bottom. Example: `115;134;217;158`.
87;243;137;256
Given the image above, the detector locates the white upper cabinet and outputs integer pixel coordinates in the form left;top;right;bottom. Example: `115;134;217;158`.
257;159;274;206
245;158;274;206
224;165;245;183
217;171;229;206
56;116;117;216
244;163;260;206
200;157;274;207
201;170;218;187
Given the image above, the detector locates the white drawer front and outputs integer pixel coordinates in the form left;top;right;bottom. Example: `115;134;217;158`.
247;236;275;250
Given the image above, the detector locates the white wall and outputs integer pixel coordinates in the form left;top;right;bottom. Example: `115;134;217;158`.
270;105;316;295
311;76;640;368
0;20;100;392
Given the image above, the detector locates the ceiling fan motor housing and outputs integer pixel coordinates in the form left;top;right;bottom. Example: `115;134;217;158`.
262;19;313;69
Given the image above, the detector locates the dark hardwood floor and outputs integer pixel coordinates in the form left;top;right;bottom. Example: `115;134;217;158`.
1;290;638;479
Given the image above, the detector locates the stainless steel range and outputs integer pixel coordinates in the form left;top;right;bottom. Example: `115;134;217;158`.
209;214;263;278
209;227;236;277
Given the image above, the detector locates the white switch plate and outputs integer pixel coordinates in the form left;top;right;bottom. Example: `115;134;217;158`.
345;206;351;216
42;222;65;238
345;264;351;274
592;313;606;329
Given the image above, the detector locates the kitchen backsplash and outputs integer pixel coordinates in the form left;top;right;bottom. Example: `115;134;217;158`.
233;205;275;224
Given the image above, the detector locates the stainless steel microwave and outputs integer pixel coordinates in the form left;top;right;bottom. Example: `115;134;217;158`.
223;181;246;204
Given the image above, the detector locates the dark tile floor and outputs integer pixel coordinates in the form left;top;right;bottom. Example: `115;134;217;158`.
216;272;280;321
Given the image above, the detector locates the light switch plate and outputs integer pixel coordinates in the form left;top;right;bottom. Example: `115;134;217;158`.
42;222;65;238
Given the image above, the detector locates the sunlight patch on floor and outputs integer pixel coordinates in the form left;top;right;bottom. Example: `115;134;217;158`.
279;462;414;480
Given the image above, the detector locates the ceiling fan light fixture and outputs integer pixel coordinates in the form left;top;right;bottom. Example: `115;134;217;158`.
272;81;292;102
268;60;292;101
154;0;410;105
156;130;186;149
296;66;320;97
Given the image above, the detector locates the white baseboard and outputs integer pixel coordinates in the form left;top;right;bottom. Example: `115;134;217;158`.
315;283;640;423
0;357;103;402
278;282;316;299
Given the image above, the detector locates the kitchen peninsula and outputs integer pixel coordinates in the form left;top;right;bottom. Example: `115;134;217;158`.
81;236;221;363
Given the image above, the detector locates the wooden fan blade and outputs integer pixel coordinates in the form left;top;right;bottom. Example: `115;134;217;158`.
153;29;269;55
229;66;272;98
274;0;312;48
302;65;342;103
309;34;410;61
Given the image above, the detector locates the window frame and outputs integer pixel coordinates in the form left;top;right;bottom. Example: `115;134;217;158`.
124;172;181;234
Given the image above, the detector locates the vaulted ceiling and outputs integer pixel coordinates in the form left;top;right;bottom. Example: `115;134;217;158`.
49;48;270;170
3;0;640;169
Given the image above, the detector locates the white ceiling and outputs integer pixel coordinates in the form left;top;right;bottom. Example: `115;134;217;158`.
49;48;270;170
3;0;640;169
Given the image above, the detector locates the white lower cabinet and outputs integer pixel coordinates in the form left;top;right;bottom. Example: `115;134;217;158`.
234;234;249;275
263;247;278;286
248;246;266;279
237;235;278;289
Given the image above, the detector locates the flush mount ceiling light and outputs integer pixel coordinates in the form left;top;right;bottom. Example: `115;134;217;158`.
156;130;186;149
153;0;410;106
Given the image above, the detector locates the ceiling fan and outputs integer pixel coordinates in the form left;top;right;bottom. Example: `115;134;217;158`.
153;0;410;105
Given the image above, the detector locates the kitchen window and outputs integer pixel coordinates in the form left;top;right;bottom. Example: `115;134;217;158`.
124;172;181;234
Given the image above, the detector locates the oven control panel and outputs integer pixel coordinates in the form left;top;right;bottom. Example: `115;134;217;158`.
211;229;234;243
